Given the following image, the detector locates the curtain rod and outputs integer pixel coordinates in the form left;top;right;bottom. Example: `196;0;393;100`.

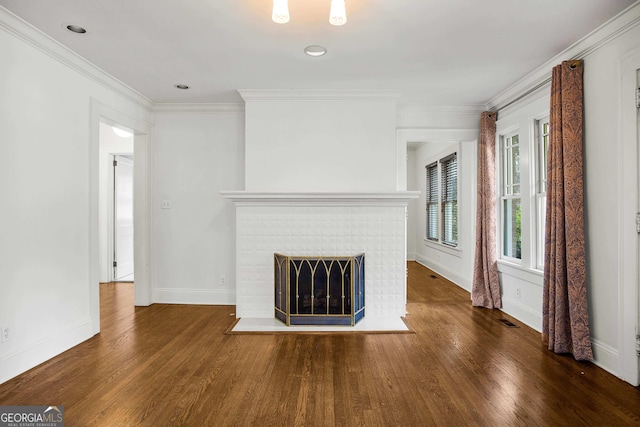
489;76;552;113
489;59;582;113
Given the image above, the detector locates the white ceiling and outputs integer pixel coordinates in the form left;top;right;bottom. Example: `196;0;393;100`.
1;0;635;107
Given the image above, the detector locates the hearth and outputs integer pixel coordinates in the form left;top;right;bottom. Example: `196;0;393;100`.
274;253;365;326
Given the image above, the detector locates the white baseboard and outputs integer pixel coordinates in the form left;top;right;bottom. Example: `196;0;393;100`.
153;288;235;305
591;338;619;377
500;296;542;332
0;319;94;385
414;254;471;292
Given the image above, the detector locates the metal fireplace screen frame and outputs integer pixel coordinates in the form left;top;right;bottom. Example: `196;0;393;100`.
274;253;365;326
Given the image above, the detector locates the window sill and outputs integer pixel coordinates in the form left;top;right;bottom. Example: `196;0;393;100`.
497;259;543;286
423;239;463;258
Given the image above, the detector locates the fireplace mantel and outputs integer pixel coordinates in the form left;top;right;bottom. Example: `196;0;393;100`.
220;191;420;206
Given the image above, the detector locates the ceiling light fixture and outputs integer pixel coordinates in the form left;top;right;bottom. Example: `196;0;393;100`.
272;0;290;24
112;126;133;138
329;0;347;26
304;45;327;57
271;0;347;25
66;24;86;34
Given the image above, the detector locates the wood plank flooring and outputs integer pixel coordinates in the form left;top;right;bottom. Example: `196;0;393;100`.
1;262;640;425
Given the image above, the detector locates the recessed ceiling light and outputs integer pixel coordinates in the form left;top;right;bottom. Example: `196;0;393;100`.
304;45;327;57
66;24;86;34
175;84;190;90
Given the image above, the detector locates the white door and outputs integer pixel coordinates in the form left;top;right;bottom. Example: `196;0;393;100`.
114;155;134;281
636;69;640;382
620;51;640;386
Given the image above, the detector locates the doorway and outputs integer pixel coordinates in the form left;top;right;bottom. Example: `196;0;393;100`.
114;154;134;281
98;121;134;283
90;100;152;336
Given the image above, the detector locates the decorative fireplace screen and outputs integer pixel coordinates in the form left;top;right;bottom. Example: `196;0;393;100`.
274;253;365;326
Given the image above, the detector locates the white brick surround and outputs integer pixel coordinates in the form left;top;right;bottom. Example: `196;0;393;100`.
222;192;419;320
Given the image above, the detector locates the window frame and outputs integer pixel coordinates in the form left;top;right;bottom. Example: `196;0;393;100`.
424;146;459;249
425;161;439;242
534;116;550;270
440;153;458;247
500;130;522;263
495;97;550;274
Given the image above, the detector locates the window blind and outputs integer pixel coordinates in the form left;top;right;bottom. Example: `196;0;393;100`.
425;162;438;241
440;153;457;246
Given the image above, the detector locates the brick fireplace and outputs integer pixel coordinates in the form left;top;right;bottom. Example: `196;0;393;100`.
221;191;418;324
222;89;419;329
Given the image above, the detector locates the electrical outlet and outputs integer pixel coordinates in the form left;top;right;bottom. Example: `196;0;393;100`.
516;288;522;299
161;200;172;209
220;276;226;286
1;326;9;343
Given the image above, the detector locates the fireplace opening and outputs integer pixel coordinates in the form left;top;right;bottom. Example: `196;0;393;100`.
274;253;365;326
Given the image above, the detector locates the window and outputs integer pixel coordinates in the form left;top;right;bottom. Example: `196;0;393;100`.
441;154;458;246
426;162;438;241
425;151;458;247
536;118;550;268
496;97;550;271
502;132;521;260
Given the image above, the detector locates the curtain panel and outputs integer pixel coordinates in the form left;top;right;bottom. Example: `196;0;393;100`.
542;60;593;361
472;111;502;309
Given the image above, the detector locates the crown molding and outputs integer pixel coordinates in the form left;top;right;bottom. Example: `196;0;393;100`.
485;1;640;112
399;104;485;114
398;104;486;117
154;103;245;114
0;6;154;112
238;89;403;102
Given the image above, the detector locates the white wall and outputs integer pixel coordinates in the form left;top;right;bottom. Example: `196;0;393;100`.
406;149;418;260
152;107;244;304
494;93;550;332
98;122;134;283
397;106;482;130
581;20;640;377
411;135;478;290
242;93;399;192
0;9;152;384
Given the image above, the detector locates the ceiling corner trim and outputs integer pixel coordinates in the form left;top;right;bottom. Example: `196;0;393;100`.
153;103;245;114
397;105;486;116
0;6;154;112
485;0;640;112
237;89;403;102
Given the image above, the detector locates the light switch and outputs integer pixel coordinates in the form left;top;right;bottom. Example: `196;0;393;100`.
161;200;172;209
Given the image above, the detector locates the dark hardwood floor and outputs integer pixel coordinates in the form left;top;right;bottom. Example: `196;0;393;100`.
1;262;639;425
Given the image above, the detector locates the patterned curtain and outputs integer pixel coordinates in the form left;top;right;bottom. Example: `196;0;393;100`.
472;111;502;309
542;60;593;361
